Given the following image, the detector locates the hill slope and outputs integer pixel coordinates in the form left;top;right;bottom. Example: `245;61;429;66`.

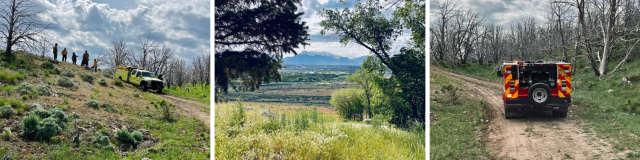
283;51;365;65
0;52;209;159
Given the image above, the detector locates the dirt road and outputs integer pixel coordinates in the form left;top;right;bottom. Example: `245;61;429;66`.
161;94;210;129
432;67;624;159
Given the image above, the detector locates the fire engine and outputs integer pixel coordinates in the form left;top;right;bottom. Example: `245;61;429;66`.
497;60;571;119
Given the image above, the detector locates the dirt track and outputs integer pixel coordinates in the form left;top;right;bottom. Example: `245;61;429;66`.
161;94;210;129
432;67;624;159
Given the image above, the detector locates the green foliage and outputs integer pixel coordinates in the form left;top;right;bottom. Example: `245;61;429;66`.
440;84;461;104
50;108;69;123
37;117;62;140
108;91;113;96
53;68;61;74
229;100;245;127
18;82;35;95
85;99;99;109
330;88;365;120
64;71;75;78
41;61;54;69
101;101;113;110
112;80;124;87
154;99;176;121
31;109;52;118
620;99;640;114
22;95;28;100
99;78;107;86
116;128;137;144
0;105;14;118
57;77;74;87
164;84;210;104
0;85;17;92
44;70;50;77
90;132;110;147
102;71;113;79
131;130;143;142
22;114;39;138
133;92;140;98
81;74;94;84
281;72;340;82
36;85;50;96
2;130;9;141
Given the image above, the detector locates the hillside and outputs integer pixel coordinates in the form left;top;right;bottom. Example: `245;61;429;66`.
283;51;366;65
0;52;209;159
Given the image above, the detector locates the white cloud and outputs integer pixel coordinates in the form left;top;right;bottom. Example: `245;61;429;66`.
34;0;210;63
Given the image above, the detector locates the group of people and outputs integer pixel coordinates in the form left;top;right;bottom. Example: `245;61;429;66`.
53;43;98;71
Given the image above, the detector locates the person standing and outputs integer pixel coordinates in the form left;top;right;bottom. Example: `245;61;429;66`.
61;48;68;62
53;43;58;60
93;59;98;72
71;52;77;65
82;50;89;67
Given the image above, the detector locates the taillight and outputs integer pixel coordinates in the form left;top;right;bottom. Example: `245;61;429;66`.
563;65;571;73
561;80;567;91
509;80;516;92
506;66;512;74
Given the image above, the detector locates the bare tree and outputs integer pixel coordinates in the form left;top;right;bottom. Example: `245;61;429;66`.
130;35;158;70
430;0;460;64
31;33;51;58
0;0;50;56
146;44;174;75
106;37;132;71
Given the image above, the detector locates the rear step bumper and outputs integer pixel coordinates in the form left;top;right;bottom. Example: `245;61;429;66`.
505;98;571;110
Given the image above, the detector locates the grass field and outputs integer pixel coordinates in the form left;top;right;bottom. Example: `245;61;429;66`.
164;84;210;104
225;82;357;104
430;72;493;159
215;101;425;159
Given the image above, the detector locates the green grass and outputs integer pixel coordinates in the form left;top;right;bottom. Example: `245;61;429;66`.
430;73;493;159
0;85;17;92
439;62;501;82
569;59;640;153
164;84;210;104
215;101;425;159
46;117;209;159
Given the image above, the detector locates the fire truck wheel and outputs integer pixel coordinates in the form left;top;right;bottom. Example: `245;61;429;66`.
529;83;552;107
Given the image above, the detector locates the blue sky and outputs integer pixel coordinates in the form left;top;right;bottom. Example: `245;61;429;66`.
34;0;210;63
289;0;413;59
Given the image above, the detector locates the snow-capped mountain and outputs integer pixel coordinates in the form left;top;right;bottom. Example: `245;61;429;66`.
283;50;366;65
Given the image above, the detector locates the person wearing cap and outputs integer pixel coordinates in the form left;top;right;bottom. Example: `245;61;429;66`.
61;48;68;62
72;52;77;65
93;59;98;72
53;43;58;60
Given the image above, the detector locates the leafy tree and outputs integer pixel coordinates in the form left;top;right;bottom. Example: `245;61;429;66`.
330;88;365;120
215;0;310;102
319;0;425;124
347;56;386;118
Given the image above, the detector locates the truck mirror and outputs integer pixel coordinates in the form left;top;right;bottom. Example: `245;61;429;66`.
497;70;503;77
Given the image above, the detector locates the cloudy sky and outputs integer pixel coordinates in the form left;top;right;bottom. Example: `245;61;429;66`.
288;0;413;59
32;0;209;64
430;0;552;29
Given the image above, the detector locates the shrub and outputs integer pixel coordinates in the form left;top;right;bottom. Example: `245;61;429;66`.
22;95;28;100
116;128;136;144
101;101;113;110
102;72;113;79
19;82;35;95
229;101;245;127
113;80;124;87
86;99;99;109
36;85;50;96
44;70;50;77
22;114;39;138
2;130;9;141
99;78;107;86
64;71;75;78
133;92;140;98
154;100;176;121
440;83;461;104
81;74;94;84
621;99;640;114
47;59;58;64
41;61;54;69
50;108;68;123
36;117;62;140
0;105;14;118
57;77;74;87
108;91;113;96
91;132;110;146
31;109;52;119
131;130;143;142
53;68;61;75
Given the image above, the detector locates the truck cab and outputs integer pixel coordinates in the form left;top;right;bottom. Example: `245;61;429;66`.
116;65;164;93
497;61;571;119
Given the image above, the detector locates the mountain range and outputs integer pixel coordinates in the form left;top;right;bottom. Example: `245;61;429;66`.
282;51;366;65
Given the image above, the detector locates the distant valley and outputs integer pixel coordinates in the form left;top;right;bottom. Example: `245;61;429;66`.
283;50;366;65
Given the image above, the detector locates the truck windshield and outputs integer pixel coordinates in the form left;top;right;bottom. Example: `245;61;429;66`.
141;72;156;78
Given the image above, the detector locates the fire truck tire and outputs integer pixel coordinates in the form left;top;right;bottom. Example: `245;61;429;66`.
553;110;567;118
529;83;552;107
504;107;514;119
